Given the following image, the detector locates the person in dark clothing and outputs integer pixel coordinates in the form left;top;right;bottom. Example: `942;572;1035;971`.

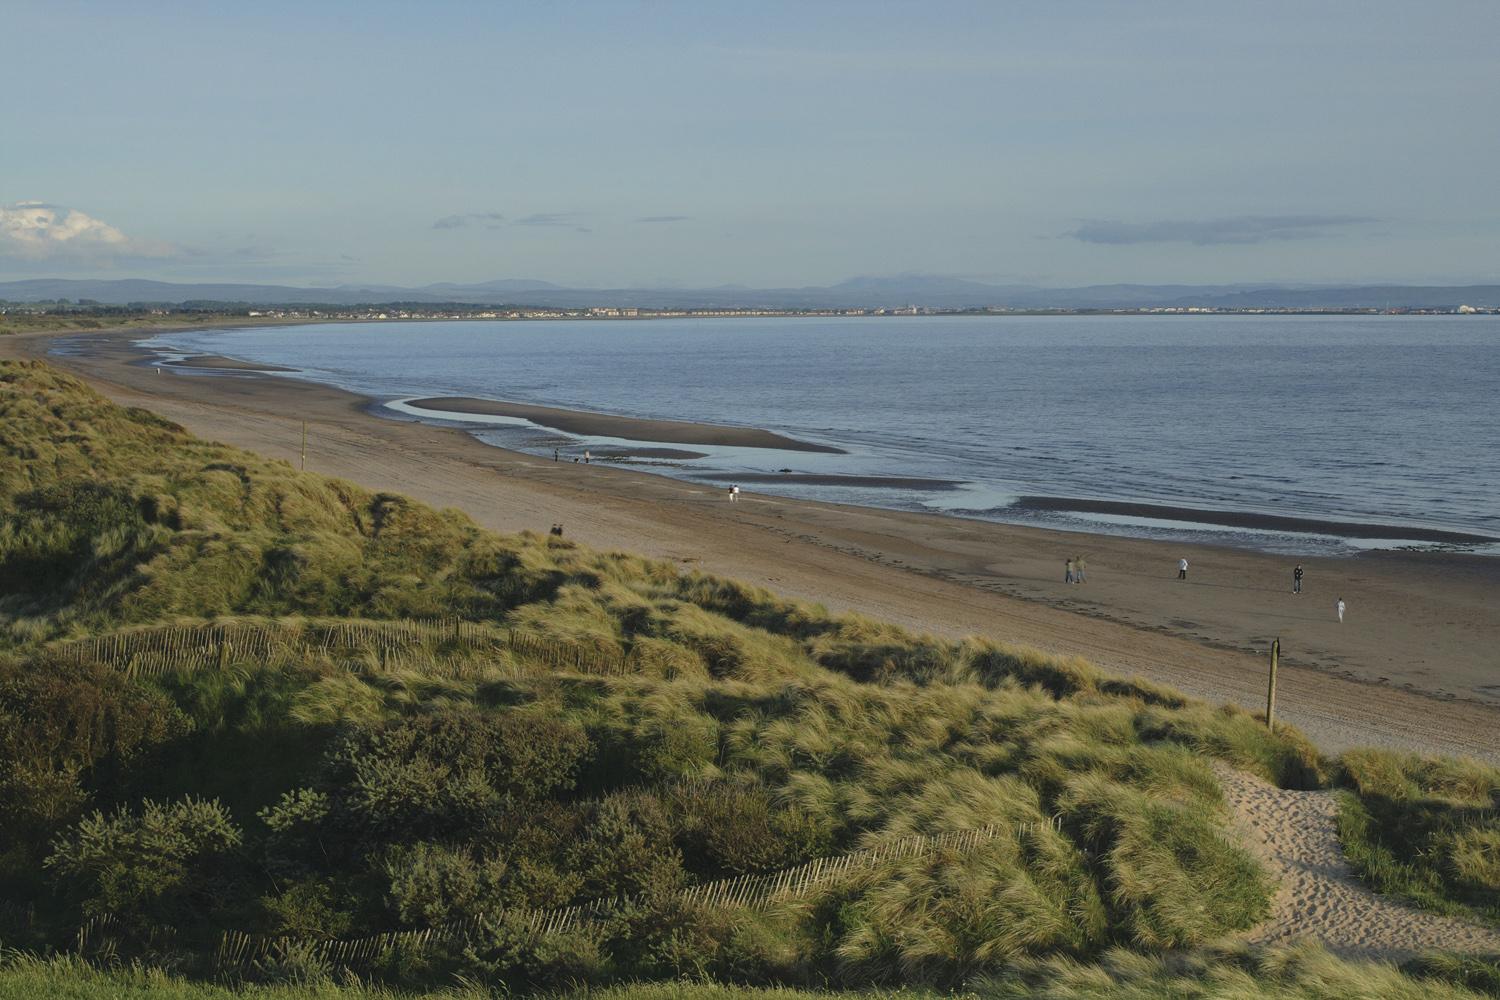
1293;564;1304;594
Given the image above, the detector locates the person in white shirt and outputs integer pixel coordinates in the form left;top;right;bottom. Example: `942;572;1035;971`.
1336;597;1345;623
1177;557;1188;581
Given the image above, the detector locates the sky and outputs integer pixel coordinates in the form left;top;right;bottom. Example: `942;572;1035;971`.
3;1;1499;289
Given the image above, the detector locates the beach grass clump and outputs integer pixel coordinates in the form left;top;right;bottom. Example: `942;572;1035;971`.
4;946;1497;999
979;942;1500;999
1335;748;1500;926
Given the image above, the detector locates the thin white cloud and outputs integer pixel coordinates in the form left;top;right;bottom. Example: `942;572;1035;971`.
432;211;505;230
1065;215;1376;246
0;201;173;262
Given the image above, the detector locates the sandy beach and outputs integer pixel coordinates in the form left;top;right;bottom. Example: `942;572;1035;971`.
8;327;1499;762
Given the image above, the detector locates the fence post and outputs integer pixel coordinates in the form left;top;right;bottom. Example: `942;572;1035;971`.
1266;637;1279;732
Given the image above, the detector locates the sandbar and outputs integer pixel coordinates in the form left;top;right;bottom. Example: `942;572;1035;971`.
698;472;963;490
406;396;843;453
163;355;298;372
1018;495;1497;545
584;445;709;461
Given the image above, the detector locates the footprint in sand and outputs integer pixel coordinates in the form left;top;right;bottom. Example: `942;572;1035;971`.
1213;763;1500;960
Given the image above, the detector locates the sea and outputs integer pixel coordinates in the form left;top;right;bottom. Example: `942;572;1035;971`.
136;315;1500;556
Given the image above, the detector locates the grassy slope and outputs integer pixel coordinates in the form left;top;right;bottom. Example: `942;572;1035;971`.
0;312;247;337
1;359;1495;994
3;949;1500;1000
1336;749;1500;927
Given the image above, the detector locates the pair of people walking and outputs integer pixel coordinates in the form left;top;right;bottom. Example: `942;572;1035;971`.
727;484;741;502
1064;556;1087;584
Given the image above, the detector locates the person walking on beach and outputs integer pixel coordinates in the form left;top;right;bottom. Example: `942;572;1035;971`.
1075;556;1087;584
584;450;591;464
553;448;559;462
1293;564;1304;594
1336;597;1345;624
1065;559;1075;584
1177;557;1189;581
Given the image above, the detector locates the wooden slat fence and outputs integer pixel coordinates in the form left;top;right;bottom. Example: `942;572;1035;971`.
207;816;1060;972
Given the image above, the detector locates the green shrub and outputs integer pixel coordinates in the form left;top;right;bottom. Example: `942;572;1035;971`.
0;659;188;838
44;796;243;930
381;842;509;927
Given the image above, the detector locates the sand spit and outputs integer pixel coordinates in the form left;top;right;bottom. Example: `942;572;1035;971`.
697;472;964;490
1018;495;1498;545
163;355;298;372
406;396;844;453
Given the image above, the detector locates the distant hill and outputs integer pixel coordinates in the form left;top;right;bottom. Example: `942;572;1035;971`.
2;275;1497;310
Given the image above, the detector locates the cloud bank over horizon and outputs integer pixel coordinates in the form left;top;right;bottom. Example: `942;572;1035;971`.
0;201;173;265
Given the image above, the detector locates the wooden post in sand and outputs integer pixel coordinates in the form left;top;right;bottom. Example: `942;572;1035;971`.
300;422;307;471
1266;637;1280;732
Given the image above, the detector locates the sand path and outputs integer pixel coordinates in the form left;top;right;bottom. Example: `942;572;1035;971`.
1215;764;1500;959
6;328;1500;764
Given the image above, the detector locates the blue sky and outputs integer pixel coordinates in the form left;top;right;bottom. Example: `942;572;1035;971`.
3;1;1498;288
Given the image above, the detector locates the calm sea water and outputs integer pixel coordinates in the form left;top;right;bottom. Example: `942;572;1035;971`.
139;315;1500;555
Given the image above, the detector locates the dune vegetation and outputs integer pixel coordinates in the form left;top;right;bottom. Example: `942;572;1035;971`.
0;359;1495;997
1336;749;1500;927
0;309;245;337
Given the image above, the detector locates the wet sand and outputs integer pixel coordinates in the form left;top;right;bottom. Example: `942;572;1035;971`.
697;472;964;490
164;355;298;372
8;327;1499;763
406;396;844;453
584;446;709;460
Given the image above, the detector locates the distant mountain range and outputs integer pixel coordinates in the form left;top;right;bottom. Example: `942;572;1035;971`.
1;276;1497;311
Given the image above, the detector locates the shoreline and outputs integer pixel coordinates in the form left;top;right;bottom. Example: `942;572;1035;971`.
129;325;1496;554
404;396;843;453
7;325;1499;762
